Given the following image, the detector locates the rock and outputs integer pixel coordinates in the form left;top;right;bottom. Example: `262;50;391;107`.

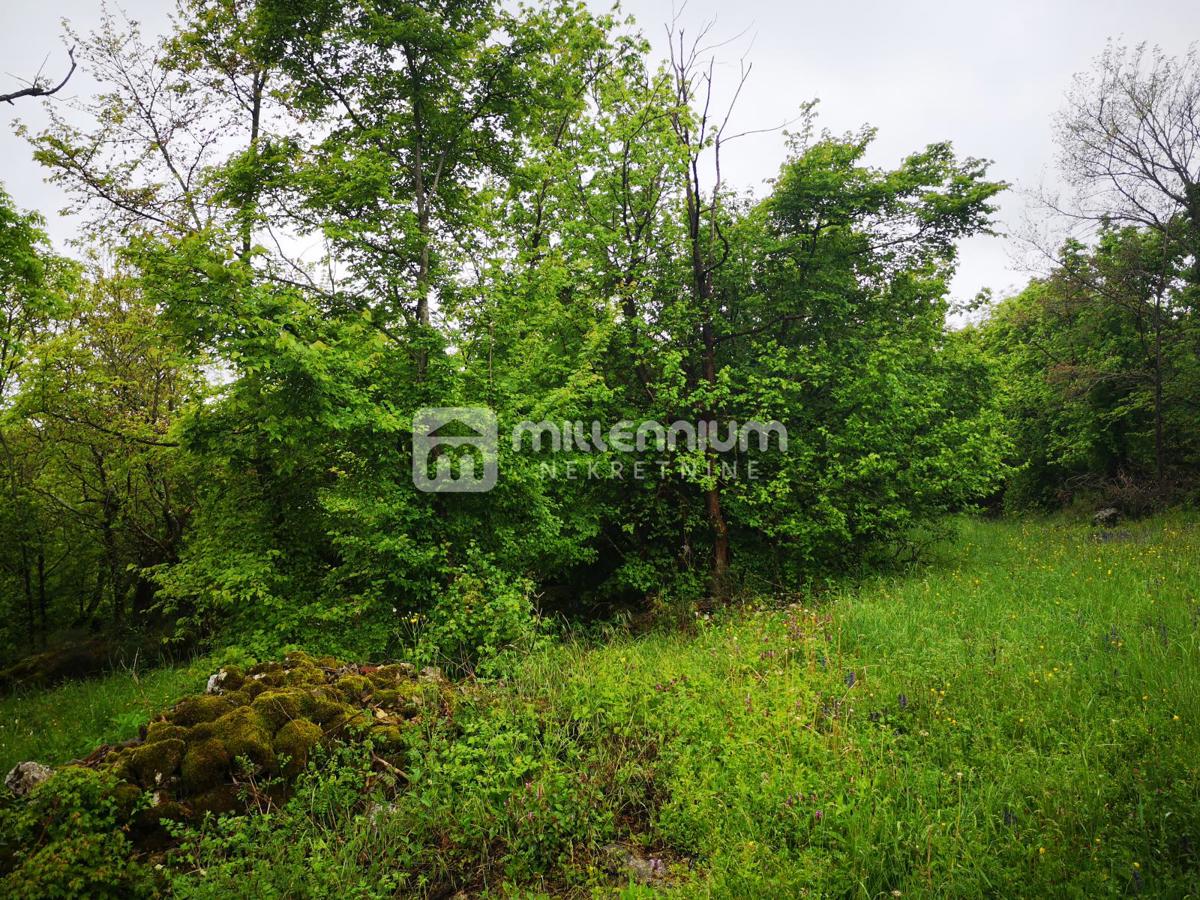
602;842;668;885
169;694;237;727
1092;507;1121;528
205;670;227;694
273;719;322;775
5;761;52;796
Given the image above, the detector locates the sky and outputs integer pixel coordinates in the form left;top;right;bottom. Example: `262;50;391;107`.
2;0;1199;308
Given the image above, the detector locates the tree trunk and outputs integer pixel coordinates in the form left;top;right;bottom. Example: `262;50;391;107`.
20;545;34;644
239;70;266;259
36;549;47;645
690;192;730;599
1153;305;1165;486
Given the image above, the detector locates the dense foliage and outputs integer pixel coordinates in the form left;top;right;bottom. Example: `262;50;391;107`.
3;516;1197;896
0;0;1016;663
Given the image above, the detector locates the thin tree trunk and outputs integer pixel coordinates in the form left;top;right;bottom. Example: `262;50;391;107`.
20;545;34;644
1153;307;1165;486
36;549;47;645
240;70;266;259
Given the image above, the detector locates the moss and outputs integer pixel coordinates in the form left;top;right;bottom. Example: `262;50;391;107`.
210;707;275;770
188;721;216;742
125;738;186;787
240;679;267;699
365;663;415;689
374;681;430;716
169;694;236;727
144;721;188;744
180;738;231;792
109;782;143;818
29;652;460;853
308;695;352;726
214;665;246;692
251;688;306;730
248;661;283;677
273;719;323;775
324;708;371;739
133;797;188;831
368;724;406;753
220;689;252;707
189;785;243;817
335;674;371;701
281;664;325;687
250;670;286;688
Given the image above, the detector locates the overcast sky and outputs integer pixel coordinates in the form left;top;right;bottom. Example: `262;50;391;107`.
3;0;1199;307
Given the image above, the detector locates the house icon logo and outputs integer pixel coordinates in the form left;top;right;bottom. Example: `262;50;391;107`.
412;407;498;493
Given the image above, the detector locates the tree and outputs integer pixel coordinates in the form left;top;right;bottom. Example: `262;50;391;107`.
1052;42;1200;285
1002;41;1200;501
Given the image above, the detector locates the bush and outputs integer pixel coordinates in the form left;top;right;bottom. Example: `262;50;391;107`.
415;549;545;676
0;767;153;898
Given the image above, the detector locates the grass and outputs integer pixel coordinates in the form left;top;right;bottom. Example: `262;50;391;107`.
0;654;214;773
2;515;1198;896
510;513;1200;895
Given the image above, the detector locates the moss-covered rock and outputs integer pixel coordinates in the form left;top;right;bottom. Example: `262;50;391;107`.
210;707;275;771
189;784;243;817
335;674;371;701
169;694;236;727
44;652;464;854
251;688;307;730
373;681;430;717
133;795;188;831
180;738;231;793
368;663;416;685
239;679;268;699
367;724;407;753
143;721;188;744
274;719;323;775
124;738;186;788
307;693;352;726
209;665;245;693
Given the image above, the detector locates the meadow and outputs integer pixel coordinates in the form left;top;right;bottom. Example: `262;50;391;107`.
2;514;1198;896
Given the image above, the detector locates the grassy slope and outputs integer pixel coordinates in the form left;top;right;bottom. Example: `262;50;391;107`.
2;516;1198;896
512;514;1200;895
0;656;214;773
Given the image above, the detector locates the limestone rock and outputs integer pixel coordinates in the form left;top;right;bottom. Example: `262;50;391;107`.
5;761;52;796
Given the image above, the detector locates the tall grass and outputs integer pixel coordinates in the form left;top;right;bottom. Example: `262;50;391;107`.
513;514;1200;895
0;655;213;773
3;515;1197;897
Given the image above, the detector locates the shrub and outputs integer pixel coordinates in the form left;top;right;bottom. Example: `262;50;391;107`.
0;767;153;897
415;549;545;676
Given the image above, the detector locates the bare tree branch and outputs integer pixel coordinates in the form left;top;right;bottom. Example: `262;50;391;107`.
1;46;76;105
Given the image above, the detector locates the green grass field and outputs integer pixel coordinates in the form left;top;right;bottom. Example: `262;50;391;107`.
3;515;1198;896
0;655;214;774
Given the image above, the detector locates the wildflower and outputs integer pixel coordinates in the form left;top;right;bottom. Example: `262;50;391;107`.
813;809;823;821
